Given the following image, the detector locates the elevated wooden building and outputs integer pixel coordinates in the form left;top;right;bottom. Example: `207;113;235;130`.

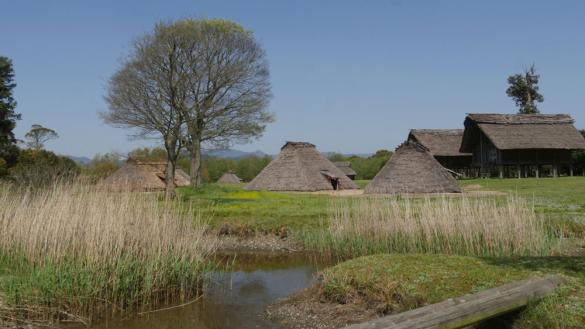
460;114;585;178
408;129;473;176
333;162;357;180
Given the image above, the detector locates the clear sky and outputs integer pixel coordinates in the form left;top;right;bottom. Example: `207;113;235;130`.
2;0;585;158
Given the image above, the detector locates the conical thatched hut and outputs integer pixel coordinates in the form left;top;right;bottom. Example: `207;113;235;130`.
246;142;359;191
365;141;461;194
101;159;191;191
217;171;243;184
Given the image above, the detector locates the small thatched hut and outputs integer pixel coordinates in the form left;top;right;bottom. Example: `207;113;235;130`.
408;129;472;176
365;140;461;194
460;113;585;177
217;171;243;184
246;141;359;191
101;159;190;191
333;162;357;180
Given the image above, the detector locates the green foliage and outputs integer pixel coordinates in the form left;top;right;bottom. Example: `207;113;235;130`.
24;124;59;150
127;147;167;161
80;152;122;182
326;150;392;180
9;149;79;186
0;56;20;174
182;155;273;183
349;150;392;180
506;65;544;114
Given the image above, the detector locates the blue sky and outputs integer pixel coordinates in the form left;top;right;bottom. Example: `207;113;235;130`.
2;0;585;157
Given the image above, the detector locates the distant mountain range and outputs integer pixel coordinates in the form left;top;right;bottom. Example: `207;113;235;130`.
203;149;269;159
66;149;373;164
66;155;92;165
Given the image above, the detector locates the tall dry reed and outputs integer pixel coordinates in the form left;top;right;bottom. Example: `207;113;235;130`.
0;183;216;326
303;195;558;258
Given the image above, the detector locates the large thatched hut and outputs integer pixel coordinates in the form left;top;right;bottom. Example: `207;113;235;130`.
101;159;190;191
333;162;357;180
246;142;359;191
408;129;473;176
217;171;243;184
460;114;585;178
365;140;461;194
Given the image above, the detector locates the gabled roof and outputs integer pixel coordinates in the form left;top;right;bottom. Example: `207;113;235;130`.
408;129;471;157
364;141;461;194
245;141;359;191
461;113;585;152
333;161;357;176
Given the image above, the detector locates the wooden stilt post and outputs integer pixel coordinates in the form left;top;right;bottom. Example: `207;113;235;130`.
517;166;521;179
499;166;504;179
536;166;540;178
570;165;574;177
553;165;558;178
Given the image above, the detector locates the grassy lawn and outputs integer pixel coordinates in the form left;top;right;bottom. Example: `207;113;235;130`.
178;184;331;232
178;177;585;235
460;177;585;216
321;254;585;328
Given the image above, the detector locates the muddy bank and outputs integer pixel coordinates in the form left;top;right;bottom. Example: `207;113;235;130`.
267;285;379;329
216;234;302;252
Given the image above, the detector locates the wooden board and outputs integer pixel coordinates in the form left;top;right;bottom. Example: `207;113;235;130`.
344;275;564;329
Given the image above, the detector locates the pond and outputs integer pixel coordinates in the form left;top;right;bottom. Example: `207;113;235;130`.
89;252;327;329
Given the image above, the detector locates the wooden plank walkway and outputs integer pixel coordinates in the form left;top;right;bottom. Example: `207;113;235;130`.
344;275;564;329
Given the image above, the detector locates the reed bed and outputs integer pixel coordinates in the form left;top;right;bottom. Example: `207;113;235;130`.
302;195;560;258
0;183;216;326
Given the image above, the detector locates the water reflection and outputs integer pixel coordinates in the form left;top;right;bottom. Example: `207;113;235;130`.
90;252;321;329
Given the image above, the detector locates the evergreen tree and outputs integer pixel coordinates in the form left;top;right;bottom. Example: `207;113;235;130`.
0;56;21;172
506;65;544;114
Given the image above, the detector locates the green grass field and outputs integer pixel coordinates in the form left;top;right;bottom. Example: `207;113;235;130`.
178;177;585;234
460;177;585;215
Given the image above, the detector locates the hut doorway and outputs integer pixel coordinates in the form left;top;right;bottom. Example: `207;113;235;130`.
320;171;340;190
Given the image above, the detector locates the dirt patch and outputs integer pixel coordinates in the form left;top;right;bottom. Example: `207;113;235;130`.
266;285;380;329
216;233;303;253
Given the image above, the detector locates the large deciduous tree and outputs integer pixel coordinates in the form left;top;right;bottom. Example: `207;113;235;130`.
103;25;187;196
104;19;272;191
506;65;544;114
25;124;59;150
0;56;20;175
167;19;272;187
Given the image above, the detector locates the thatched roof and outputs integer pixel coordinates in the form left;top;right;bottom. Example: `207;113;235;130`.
333;162;357;176
100;159;190;191
461;113;585;152
217;171;242;184
246;141;359;191
365;141;461;194
408;129;471;157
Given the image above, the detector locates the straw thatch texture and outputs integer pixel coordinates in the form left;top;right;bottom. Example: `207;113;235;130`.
217;171;243;184
333;162;357;179
408;129;471;157
101;160;190;191
461;114;585;152
246;142;359;191
365;141;461;194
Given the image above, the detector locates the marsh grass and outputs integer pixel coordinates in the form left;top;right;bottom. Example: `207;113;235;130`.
0;184;216;326
301;195;560;258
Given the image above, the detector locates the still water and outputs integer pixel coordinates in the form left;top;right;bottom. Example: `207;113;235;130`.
90;252;324;329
